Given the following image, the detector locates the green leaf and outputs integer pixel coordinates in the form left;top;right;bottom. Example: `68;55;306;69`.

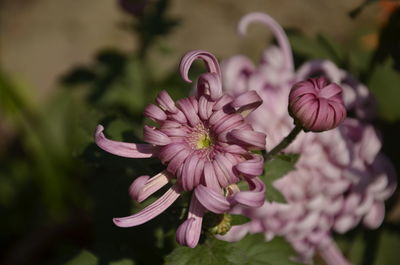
368;59;400;122
230;214;251;226
262;154;299;203
165;238;246;265
64;250;98;265
165;235;301;265
234;235;300;265
374;230;400;265
337;229;400;265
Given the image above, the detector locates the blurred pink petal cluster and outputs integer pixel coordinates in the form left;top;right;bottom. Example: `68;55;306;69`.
95;50;267;248
220;12;397;264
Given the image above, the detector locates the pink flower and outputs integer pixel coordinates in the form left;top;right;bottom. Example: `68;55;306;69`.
219;119;397;264
288;77;346;132
219;12;397;264
95;50;267;248
296;60;377;120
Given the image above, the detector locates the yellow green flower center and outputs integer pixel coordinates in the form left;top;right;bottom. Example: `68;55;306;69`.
196;133;212;149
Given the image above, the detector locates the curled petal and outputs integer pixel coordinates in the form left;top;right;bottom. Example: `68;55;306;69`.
176;218;196;248
194;185;230;213
231;177;265;208
129;175;149;202
167;147;191;175
238;12;293;70
181;153;200;191
176;195;206;248
363;202;385;229
296;60;343;84
204;161;222;191
198;96;213;120
180;50;221;83
209;109;230;127
230;90;263;116
159;143;187;164
144;104;167;122
95;125;157;158
221;55;256;95
160;127;188;137
215;154;239;185
223;144;248;155
334;215;357;233
129;171;171;202
235;154;264;177
213;114;244;135
169;110;188;124
359;125;381;164
143;125;171;146
156;90;178;113
228;129;266;149
177;98;201;127
197;72;222;100
113;184;181;227
213;94;234;111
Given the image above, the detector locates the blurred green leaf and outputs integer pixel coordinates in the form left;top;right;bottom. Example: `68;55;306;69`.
374;230;400;265
65;250;98;265
262;154;299;203
233;235;300;265
165;237;246;265
165;235;300;265
288;33;344;65
230;214;251;226
368;59;400;122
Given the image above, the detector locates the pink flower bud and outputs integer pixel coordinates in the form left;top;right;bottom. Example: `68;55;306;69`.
288;77;346;132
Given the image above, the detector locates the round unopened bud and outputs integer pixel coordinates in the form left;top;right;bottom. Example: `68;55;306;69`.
288;77;346;132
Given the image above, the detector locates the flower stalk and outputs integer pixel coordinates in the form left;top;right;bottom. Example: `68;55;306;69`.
264;124;302;160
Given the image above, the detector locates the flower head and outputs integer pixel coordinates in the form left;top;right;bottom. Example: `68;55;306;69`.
95;50;267;247
219;12;397;264
288;77;346;132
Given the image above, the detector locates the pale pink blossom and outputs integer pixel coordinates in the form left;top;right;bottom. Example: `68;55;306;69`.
95;50;267;248
220;12;397;264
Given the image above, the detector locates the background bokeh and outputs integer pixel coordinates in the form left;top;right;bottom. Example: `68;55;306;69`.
1;0;399;264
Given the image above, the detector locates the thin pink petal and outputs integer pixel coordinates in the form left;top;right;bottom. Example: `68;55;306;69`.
230;90;263;116
95;125;157;158
176;195;206;248
129;171;171;202
231;177;265;208
144;104;167;122
197;72;222;100
228;129;266;149
180;50;221;83
194;185;230;213
143;125;171;146
113;184;181;227
238;12;293;70
235;154;264;177
156;90;178;113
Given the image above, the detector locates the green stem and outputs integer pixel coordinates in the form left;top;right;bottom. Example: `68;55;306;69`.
265;125;303;161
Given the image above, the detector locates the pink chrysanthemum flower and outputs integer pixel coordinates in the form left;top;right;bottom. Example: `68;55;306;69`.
95;50;267;248
219;12;397;264
219;119;397;265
